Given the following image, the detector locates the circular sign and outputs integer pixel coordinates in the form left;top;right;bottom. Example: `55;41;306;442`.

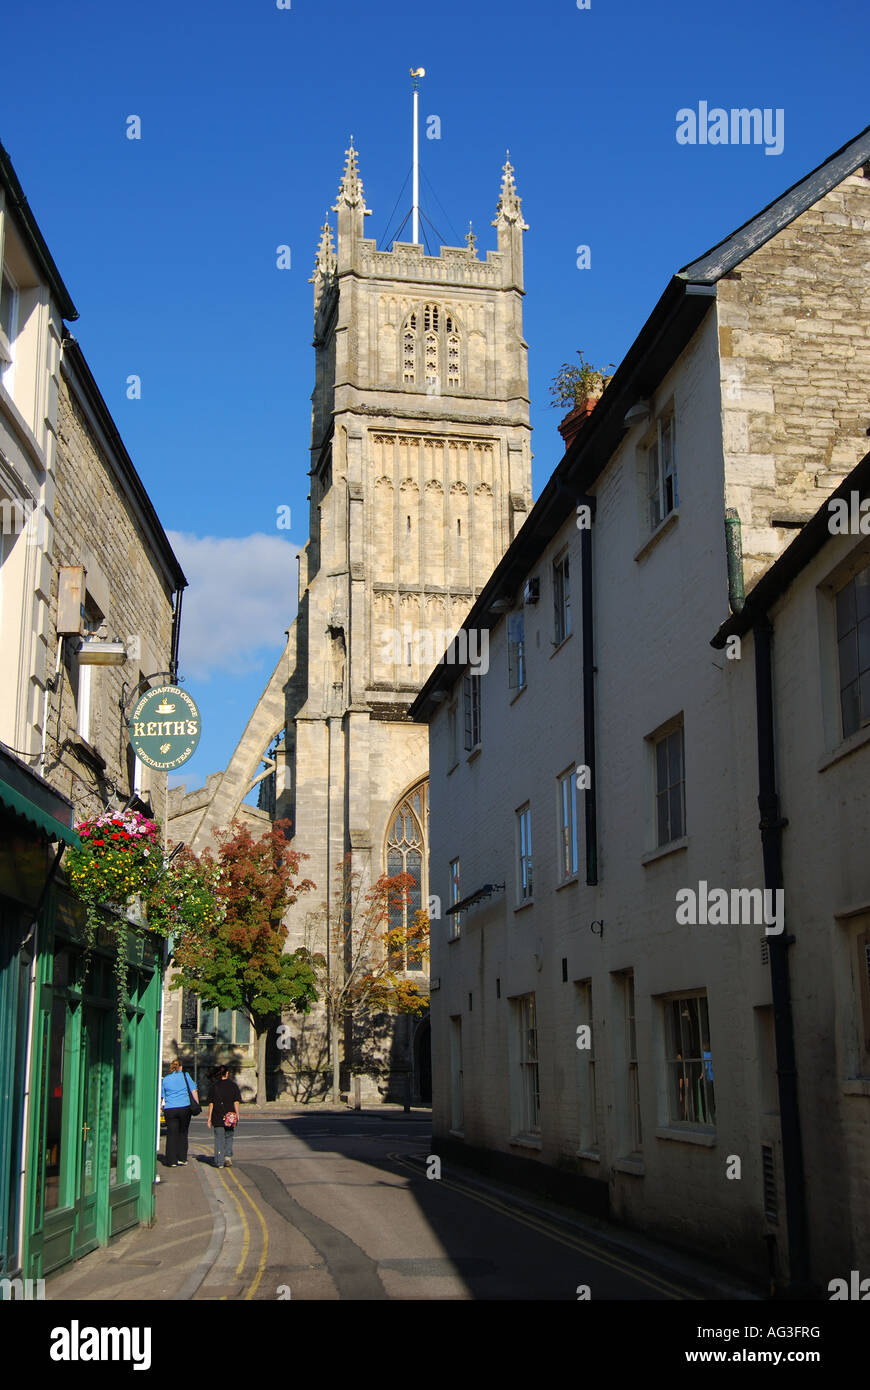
128;685;201;771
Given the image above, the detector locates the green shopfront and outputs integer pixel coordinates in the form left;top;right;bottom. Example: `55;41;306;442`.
0;749;163;1284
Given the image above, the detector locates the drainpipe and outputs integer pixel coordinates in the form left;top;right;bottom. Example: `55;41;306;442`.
753;617;811;1292
169;588;184;685
578;495;598;885
725;508;745;614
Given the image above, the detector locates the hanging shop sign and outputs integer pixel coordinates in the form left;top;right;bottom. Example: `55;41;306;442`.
128;685;201;771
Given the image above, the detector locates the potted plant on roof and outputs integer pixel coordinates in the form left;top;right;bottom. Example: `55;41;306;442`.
550;350;614;447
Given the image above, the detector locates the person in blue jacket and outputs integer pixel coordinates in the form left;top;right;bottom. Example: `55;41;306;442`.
160;1058;199;1167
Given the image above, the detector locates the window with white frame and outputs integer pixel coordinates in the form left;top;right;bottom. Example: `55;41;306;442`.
653;721;685;846
508;612;526;691
513;993;541;1136
836;562;870;739
647;412;677;530
516;803;533;902
663;993;716;1128
576;980;598;1153
557;767;578;880
450;1015;464;1132
0;267;19;393
448;857;462;940
463;671;481;751
553;549;571;645
624;972;642;1150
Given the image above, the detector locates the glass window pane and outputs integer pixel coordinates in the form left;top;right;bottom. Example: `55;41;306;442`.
860;672;870;727
668;730;683;785
855;568;870;621
217;1009;233;1042
656;738;668;793
857;615;870;675
43;998;67;1213
235;1012;250;1045
842;681;860;738
657;790;669;845
837;581;856;639
669;784;683;840
839;632;859;689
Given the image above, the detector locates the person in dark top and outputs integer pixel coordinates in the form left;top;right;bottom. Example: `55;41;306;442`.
207;1064;242;1167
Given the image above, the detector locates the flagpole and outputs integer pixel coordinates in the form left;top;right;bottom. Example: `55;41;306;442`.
410;67;425;245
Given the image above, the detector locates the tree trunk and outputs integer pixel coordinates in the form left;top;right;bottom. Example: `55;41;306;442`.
256;1026;268;1106
331;1014;340;1105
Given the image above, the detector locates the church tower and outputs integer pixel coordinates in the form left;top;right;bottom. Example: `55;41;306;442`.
171;139;532;1101
280;140;531;982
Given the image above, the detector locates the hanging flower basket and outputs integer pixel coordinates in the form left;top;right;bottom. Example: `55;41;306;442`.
66;811;224;1033
66;810;162;1027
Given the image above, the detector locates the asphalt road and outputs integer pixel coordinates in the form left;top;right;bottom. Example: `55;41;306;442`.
184;1111;714;1301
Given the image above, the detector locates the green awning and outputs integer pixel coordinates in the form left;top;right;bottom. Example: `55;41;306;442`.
0;778;80;847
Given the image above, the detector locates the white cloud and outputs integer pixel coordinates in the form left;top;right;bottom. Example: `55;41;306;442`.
168;531;299;680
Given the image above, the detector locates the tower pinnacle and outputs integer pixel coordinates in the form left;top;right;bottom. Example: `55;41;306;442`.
333;137;369;212
493;151;527;229
313;215;337;278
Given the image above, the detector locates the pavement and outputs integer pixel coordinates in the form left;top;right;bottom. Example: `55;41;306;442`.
44;1105;419;1302
45;1105;760;1302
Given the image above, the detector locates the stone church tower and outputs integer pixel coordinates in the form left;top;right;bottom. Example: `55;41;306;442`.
169;141;532;1099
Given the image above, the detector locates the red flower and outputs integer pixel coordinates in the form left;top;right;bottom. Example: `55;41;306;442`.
94;839;105;846
111;833;120;840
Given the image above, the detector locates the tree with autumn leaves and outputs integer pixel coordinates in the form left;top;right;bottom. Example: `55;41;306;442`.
170;819;318;1104
300;856;430;1104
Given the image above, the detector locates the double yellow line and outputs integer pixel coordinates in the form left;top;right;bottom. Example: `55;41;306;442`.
191;1143;270;1300
389;1152;697;1300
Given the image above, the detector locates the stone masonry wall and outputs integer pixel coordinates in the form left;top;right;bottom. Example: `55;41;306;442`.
719;167;870;587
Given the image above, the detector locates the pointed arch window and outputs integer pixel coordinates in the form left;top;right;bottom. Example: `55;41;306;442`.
425;331;439;386
385;781;429;972
403;307;461;391
403;318;417;384
447;332;460;389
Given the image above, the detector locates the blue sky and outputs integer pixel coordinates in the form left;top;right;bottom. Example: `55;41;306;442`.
3;0;867;796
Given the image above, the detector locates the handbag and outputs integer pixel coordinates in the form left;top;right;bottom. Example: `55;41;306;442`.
182;1071;202;1116
223;1111;238;1128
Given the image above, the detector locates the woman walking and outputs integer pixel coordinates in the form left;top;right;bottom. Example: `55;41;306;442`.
161;1058;199;1167
207;1064;242;1168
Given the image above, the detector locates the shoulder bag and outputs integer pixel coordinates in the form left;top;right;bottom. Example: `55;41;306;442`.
182;1071;202;1116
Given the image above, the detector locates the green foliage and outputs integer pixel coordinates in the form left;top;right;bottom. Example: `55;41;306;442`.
170;819;318;1035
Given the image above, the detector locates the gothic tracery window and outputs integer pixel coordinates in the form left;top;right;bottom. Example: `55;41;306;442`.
385;781;429;972
425;331;439;386
402;307;460;391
